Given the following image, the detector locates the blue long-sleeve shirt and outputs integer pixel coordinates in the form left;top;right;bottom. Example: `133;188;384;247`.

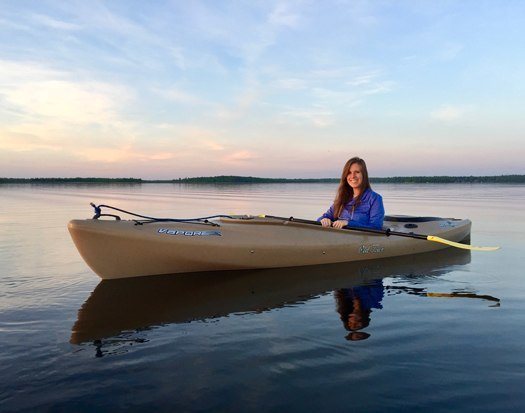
318;188;385;230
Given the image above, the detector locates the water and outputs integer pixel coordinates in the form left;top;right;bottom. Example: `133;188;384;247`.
1;183;524;412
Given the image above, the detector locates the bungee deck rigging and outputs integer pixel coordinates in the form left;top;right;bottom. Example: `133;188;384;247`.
90;202;242;227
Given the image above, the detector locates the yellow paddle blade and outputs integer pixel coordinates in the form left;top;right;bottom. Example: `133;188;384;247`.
426;292;500;304
427;235;500;251
427;292;455;298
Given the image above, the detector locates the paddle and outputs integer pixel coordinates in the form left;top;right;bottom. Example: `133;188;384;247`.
258;215;500;252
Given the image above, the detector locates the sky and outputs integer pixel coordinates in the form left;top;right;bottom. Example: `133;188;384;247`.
0;0;524;179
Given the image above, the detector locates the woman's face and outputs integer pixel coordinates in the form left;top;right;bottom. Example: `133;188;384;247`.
346;163;363;190
347;313;365;330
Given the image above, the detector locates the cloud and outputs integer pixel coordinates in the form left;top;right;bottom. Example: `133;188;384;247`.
224;150;258;162
155;86;204;105
282;107;336;128
202;140;225;151
0;60;63;82
268;3;300;28
154;123;220;141
71;146;136;163
0;129;62;152
275;77;307;90
0;60;132;125
438;43;464;61
0;59;142;168
267;66;394;128
148;152;176;161
431;105;470;121
362;81;395;95
69;2;152;39
31;13;81;31
346;72;379;86
6;80;126;123
214;79;261;121
271;66;393;112
168;47;188;70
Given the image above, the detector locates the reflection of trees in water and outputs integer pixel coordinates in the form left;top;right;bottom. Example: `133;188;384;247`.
334;280;500;341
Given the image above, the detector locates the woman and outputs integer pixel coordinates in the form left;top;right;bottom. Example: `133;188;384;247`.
319;157;384;230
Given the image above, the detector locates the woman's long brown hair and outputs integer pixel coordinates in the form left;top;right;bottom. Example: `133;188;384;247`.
333;157;371;218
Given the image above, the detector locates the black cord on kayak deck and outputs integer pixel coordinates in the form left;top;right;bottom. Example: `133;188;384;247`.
90;203;236;225
132;218;220;227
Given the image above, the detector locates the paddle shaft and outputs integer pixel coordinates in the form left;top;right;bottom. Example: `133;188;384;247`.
261;215;499;251
262;215;428;240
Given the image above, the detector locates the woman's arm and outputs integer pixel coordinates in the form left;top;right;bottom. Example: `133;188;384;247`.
317;204;335;222
367;194;385;229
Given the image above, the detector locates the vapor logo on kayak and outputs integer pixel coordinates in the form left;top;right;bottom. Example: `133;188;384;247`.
359;244;385;254
158;228;222;236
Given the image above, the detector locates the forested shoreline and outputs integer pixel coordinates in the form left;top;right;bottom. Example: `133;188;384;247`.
1;175;524;184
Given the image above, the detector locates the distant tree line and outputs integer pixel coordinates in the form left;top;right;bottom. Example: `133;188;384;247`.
1;175;524;184
0;177;142;184
369;175;525;184
175;175;337;183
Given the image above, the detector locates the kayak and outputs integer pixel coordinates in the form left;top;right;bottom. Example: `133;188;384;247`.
68;212;472;280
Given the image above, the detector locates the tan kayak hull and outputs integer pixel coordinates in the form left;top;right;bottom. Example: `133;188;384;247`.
68;216;471;279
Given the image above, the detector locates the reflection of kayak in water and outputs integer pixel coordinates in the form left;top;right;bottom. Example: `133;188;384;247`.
68;212;473;279
71;248;472;344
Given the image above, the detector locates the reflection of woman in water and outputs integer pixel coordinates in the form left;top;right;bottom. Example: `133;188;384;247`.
334;279;384;341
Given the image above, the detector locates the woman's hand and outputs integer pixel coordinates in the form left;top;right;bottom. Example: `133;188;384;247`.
332;220;348;229
320;218;332;227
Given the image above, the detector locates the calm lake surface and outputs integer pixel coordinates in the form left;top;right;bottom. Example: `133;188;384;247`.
1;183;524;412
